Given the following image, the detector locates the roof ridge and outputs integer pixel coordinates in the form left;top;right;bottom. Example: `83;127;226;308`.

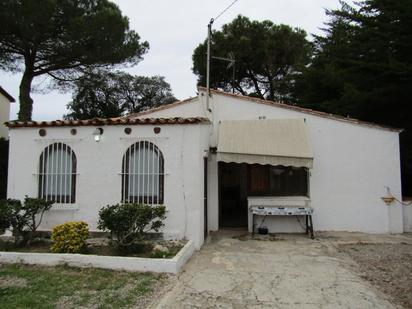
197;87;402;132
123;97;198;119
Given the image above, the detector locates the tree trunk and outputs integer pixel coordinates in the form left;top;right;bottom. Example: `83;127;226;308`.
18;68;34;121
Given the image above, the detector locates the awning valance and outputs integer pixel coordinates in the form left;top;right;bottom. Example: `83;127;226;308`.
216;119;313;168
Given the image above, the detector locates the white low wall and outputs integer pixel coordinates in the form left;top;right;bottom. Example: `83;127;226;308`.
0;240;195;274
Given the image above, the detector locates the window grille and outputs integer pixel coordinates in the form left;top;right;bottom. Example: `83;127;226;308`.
38;143;77;203
121;141;164;204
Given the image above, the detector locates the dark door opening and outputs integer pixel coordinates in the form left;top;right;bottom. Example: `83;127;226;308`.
204;157;208;238
218;162;310;229
218;162;248;228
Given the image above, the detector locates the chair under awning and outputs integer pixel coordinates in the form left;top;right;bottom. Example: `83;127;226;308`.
216;119;313;169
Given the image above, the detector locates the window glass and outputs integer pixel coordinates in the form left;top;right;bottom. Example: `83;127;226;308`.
122;141;164;204
39;143;76;203
249;165;308;196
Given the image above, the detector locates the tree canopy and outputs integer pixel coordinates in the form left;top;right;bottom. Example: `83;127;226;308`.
0;0;149;120
292;0;412;195
65;71;176;120
192;15;312;101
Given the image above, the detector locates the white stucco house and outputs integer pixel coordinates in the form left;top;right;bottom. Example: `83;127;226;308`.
0;86;15;139
6;88;409;249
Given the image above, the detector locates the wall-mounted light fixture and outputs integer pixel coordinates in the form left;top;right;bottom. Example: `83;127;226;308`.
93;128;104;142
381;186;395;205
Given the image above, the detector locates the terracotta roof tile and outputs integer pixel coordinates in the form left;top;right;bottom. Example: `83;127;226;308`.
5;117;210;128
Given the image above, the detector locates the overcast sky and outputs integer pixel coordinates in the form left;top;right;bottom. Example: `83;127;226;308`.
1;0;354;120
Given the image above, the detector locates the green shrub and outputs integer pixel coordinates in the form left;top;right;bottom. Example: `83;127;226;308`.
0;197;53;245
51;221;89;253
98;203;166;248
0;199;12;234
23;197;54;233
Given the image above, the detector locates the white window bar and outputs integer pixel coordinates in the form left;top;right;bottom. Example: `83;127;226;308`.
138;143;141;203
122;148;126;202
121;141;164;205
63;143;67;204
45;143;49;200
142;141;146;204
151;143;154;203
69;145;72;203
59;142;63;203
132;142;136;203
38;143;76;203
54;143;58;202
50;143;54;202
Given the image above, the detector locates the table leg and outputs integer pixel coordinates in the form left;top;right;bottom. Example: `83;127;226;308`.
308;215;314;239
305;215;309;234
252;214;255;238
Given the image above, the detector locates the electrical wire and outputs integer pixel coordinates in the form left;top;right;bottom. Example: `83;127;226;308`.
214;0;241;21
386;186;412;206
394;196;412;206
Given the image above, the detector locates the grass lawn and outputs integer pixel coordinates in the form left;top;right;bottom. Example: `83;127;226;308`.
0;263;164;309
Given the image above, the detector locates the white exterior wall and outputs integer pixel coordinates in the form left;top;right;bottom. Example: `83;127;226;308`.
7;123;210;248
404;206;412;232
0;94;11;139
6;89;405;247
202;91;403;234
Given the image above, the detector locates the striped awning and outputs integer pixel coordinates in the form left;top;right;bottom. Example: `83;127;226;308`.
216;119;313;168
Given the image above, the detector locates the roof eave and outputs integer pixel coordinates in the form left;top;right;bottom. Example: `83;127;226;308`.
0;86;16;103
5;117;211;128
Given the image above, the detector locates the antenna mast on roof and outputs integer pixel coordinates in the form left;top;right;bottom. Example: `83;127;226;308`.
206;0;240;111
206;18;214;112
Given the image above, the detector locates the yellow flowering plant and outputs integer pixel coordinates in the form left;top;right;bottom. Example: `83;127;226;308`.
51;221;89;253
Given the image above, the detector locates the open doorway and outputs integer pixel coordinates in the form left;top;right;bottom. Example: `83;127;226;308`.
218;162;248;228
218;162;310;229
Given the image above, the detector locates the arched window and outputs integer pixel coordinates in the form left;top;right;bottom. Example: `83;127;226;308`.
38;143;77;203
122;141;164;204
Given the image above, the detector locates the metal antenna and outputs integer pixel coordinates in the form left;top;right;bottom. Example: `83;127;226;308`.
212;53;236;93
205;0;241;111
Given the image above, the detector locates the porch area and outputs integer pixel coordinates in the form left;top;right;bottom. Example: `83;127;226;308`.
208;118;314;235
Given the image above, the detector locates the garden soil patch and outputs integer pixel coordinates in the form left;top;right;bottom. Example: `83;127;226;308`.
0;275;27;288
339;242;412;309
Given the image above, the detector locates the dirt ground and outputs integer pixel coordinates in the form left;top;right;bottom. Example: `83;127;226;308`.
152;231;412;309
338;242;412;309
152;232;405;308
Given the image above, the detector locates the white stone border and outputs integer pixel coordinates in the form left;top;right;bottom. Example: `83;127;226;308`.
0;240;195;274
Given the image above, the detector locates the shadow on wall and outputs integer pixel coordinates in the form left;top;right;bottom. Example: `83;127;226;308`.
0;138;8;199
